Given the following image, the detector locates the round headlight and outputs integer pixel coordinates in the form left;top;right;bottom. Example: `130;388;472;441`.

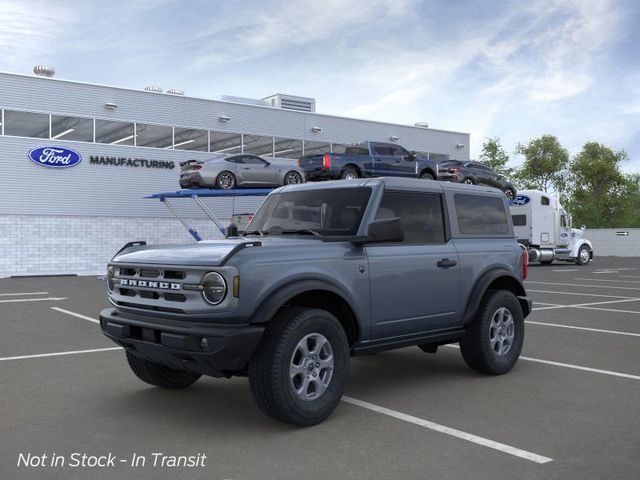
106;266;115;293
201;272;227;305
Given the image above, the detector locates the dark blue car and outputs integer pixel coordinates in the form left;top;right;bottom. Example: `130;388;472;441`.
298;141;438;181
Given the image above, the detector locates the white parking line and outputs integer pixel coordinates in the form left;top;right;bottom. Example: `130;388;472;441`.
527;281;640;291
51;307;99;324
532;298;640;311
0;297;67;304
527;289;638;299
552;269;578;272
0;292;49;296
575;306;640;315
0;347;122;362
573;278;640;284
444;345;640;381
342;396;553;464
526;321;640;337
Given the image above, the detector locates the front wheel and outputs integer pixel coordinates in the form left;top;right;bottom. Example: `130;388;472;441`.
248;307;349;426
576;245;591;265
216;171;236;190
460;290;524;375
420;171;435;180
284;171;303;185
126;352;201;389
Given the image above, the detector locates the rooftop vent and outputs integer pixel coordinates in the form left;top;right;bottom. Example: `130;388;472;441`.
33;65;55;77
144;85;163;93
167;88;184;96
262;94;315;112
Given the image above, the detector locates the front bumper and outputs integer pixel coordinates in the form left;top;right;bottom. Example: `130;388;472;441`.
99;308;264;377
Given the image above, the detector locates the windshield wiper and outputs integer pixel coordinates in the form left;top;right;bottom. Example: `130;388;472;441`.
280;229;321;237
243;230;266;237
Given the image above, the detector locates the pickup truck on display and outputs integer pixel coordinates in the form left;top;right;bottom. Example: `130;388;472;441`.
510;190;593;265
100;178;531;426
298;141;439;181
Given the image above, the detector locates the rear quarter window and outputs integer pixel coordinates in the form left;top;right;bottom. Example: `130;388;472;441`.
454;194;511;235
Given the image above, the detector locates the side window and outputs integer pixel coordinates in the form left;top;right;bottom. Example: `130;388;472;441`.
373;144;392;156
454;194;511;235
225;156;243;164
375;192;445;244
389;145;407;158
512;215;527;226
243;155;267;165
541;196;550;206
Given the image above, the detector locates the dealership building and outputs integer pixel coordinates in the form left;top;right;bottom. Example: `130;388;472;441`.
0;69;470;278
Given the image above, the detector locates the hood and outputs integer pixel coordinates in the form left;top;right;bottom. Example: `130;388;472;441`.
111;237;318;266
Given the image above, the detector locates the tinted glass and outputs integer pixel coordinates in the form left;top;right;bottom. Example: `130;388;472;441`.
375;192;445;244
243;155;267;165
247;188;372;237
373;144;393;155
135;123;172;148
304;140;330;156
210;131;243;154
274;137;303;158
95;119;134;145
244;135;274;156
225;156;243;164
541;196;550;206
51;115;93;142
345;147;369;156
512;215;527;226
331;143;348;154
454;194;511;235
173;127;208;151
4;110;49;138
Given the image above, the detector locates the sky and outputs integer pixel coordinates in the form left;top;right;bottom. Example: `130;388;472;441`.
1;0;639;172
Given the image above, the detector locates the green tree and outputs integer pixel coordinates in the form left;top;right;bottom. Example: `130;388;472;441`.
514;135;569;192
567;142;630;228
478;137;513;177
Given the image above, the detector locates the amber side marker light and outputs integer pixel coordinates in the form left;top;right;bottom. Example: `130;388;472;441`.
233;276;240;298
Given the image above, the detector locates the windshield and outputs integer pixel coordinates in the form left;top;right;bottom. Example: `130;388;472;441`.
245;187;372;237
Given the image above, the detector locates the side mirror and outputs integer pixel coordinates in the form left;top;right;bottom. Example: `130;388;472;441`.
405;151;416;161
353;217;404;244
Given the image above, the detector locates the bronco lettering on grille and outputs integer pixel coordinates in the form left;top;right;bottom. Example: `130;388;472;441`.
120;279;181;290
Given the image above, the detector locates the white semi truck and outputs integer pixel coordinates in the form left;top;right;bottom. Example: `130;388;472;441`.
509;190;593;265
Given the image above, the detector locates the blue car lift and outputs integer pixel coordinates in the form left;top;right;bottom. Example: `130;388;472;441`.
145;188;272;241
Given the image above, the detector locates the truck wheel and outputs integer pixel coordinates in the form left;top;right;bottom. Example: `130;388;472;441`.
460;290;524;375
216;171;236;189
463;178;475;185
420;171;435;180
248;307;349;426
576;245;591;265
125;352;201;389
341;167;359;180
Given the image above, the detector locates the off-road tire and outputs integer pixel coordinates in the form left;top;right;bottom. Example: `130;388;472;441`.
248;307;349;426
420;171;435;180
341;167;359;180
460;290;524;375
576;245;591;266
126;352;202;389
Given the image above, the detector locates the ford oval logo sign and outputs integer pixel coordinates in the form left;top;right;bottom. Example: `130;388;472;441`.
28;146;82;168
511;195;530;206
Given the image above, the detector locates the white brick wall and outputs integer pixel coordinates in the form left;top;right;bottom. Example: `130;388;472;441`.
0;215;225;278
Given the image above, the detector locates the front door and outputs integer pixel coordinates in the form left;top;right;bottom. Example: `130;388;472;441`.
365;190;461;339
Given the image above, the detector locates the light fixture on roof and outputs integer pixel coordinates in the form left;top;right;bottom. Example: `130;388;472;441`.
166;88;185;95
52;128;74;139
218;115;231;122
456;143;466;149
414;122;429;128
390;135;400;141
311;126;323;133
104;102;118;110
33;65;55;77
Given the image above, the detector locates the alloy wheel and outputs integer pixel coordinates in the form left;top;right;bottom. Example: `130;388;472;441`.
489;307;515;356
289;333;334;401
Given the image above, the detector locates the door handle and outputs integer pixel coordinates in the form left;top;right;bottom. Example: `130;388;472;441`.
437;258;457;268
242;167;250;170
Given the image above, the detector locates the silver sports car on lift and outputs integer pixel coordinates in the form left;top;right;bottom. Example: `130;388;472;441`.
179;154;306;189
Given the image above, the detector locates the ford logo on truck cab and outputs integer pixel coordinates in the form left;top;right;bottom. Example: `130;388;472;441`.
28;146;82;168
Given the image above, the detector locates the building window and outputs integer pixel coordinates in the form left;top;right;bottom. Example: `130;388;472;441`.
244;134;274;156
3;110;49;139
173;127;208;151
135;123;172;149
50;115;93;142
273;137;303;158
331;143;348;154
303;140;330;156
375;191;446;244
429;153;449;163
95;119;135;145
210;131;243;154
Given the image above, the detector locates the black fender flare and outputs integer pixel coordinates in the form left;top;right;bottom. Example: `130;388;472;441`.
463;268;528;324
419;167;437;178
249;279;359;326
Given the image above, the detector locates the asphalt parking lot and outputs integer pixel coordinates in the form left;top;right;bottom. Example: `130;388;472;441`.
1;257;639;480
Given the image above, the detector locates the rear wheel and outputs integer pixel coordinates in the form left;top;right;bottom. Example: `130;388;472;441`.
463;177;475;185
460;290;524;375
126;352;201;389
284;171;303;185
420;171;435;180
248;307;349;426
576;245;591;265
341;167;359;180
504;188;516;200
216;171;236;190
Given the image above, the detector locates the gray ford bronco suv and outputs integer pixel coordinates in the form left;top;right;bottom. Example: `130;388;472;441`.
100;177;531;426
